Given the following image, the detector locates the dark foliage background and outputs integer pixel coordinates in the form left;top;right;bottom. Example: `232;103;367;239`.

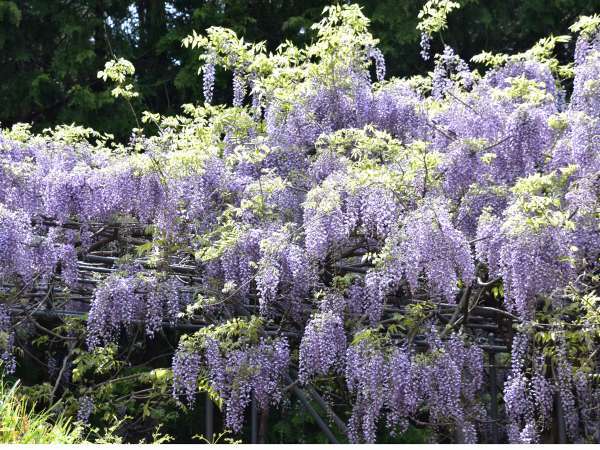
1;0;599;140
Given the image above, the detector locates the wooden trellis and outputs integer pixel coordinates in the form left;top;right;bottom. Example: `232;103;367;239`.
0;220;583;443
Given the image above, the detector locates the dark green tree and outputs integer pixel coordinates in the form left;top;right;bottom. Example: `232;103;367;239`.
1;0;599;140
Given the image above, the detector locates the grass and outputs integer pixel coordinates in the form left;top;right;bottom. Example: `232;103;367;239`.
0;379;83;444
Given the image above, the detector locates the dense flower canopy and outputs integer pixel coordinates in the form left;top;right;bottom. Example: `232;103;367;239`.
0;4;599;444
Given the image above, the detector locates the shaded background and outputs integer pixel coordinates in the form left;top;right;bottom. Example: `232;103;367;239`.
1;0;599;140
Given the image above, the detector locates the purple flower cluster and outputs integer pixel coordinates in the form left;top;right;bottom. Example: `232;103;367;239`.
555;344;580;441
77;395;94;423
399;202;475;302
204;337;290;432
0;205;34;283
203;52;216;104
432;46;472;99
299;312;346;382
373;80;427;142
500;333;586;443
172;344;202;406
368;47;386;82
345;333;485;443
232;69;246;107
256;230;316;316
87;273;185;349
503;333;537;443
420;32;431;60
345;337;389;443
477;216;577;319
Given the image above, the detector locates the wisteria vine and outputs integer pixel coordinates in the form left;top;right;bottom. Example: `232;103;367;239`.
0;3;599;444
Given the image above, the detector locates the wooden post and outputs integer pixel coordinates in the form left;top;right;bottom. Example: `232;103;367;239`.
250;393;258;444
259;405;269;444
292;383;339;443
488;333;499;444
205;394;214;442
555;392;567;443
305;384;348;435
